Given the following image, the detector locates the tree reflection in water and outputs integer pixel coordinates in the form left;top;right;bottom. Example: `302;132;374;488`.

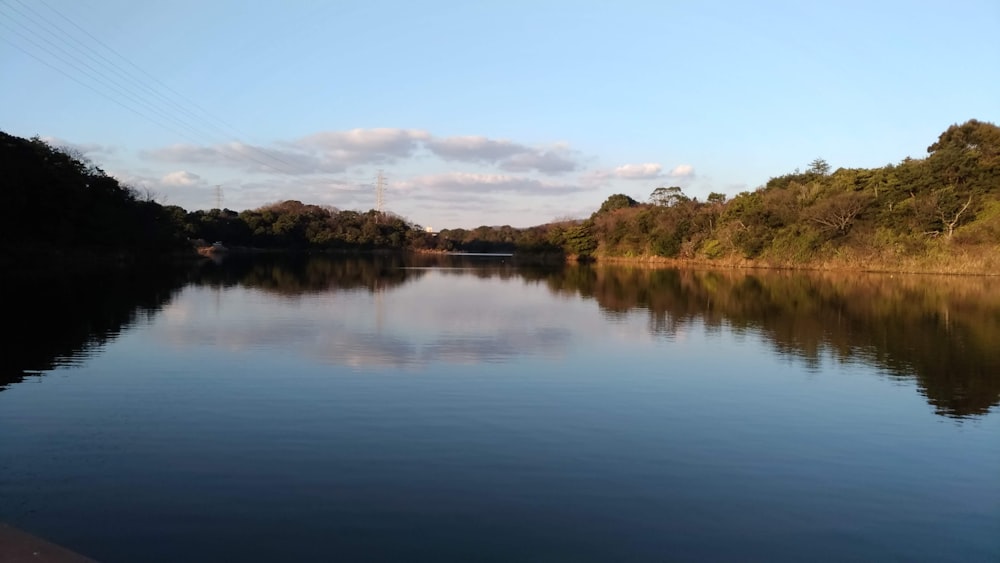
6;255;998;419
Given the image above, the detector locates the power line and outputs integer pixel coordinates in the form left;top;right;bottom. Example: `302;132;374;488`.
0;32;297;177
0;34;203;144
10;0;298;173
8;0;200;121
0;17;209;140
1;0;308;176
27;0;242;136
2;0;389;216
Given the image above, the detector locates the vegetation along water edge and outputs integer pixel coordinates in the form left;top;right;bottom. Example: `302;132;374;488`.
4;119;997;276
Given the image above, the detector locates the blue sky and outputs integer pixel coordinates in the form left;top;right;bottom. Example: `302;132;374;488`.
2;0;998;228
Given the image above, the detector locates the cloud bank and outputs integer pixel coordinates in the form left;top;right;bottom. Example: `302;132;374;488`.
426;135;579;174
118;127;702;227
142;128;584;177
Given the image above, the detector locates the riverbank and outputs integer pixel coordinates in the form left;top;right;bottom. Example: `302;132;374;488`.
0;523;97;562
8;241;997;278
576;244;1000;276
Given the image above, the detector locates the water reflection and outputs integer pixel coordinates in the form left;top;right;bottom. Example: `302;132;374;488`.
161;254;574;368
545;267;1000;418
194;253;424;294
3;266;190;390
7;254;999;418
189;256;1000;418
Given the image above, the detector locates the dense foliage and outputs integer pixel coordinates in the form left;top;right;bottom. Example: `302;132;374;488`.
411;120;999;272
5;119;997;272
179;202;421;250
2;132;188;256
1;132;422;260
569;119;1000;269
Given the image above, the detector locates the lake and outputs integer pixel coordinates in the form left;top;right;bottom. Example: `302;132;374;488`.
2;254;999;562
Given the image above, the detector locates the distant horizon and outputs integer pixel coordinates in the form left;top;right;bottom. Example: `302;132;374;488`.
3;1;998;229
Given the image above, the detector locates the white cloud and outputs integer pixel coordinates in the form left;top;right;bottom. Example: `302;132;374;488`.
140;129;585;178
399;172;587;196
426;135;581;175
144;129;433;175
295;128;429;162
500;149;578;174
669;164;695;177
223;142;331;174
161;170;202;186
614;163;663;179
611;163;694;180
425;136;526;161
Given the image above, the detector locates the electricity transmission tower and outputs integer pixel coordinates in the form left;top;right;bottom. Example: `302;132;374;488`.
214;185;223;210
375;170;385;214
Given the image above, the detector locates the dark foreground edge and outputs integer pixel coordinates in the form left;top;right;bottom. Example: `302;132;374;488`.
0;523;97;563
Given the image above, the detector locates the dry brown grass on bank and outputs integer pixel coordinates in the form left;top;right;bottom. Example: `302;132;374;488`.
581;245;1000;276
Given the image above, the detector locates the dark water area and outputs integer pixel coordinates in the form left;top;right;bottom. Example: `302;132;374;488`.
2;254;998;562
2;264;192;388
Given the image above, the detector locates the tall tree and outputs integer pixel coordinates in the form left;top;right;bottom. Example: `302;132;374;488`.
808;158;831;176
650;186;687;207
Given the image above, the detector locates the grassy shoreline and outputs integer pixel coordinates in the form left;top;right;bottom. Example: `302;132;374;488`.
574;245;1000;276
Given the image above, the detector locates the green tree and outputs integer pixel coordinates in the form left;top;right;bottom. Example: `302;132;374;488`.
808;158;831;176
563;222;597;256
650;186;687;207
596;194;639;215
707;192;727;205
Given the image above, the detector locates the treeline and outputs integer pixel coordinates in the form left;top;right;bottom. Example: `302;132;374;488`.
175;202;422;250
0;130;587;259
2;131;190;260
6;119;998;271
1;132;426;266
401;119;1000;272
561;119;1000;270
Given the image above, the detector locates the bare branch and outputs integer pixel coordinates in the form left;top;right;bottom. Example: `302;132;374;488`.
939;194;973;238
808;193;867;234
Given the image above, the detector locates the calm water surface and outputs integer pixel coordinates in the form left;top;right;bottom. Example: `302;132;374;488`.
2;255;999;562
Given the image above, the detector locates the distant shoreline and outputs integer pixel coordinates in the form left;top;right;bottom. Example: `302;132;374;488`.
8;243;997;278
574;250;1000;276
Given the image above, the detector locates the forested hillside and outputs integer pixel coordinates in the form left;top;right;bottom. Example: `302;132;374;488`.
5;120;998;273
432;119;999;272
2;132;188;257
576;119;1000;271
1;132;422;267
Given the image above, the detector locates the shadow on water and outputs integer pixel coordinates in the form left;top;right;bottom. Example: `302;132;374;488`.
6;253;999;418
3;263;193;390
